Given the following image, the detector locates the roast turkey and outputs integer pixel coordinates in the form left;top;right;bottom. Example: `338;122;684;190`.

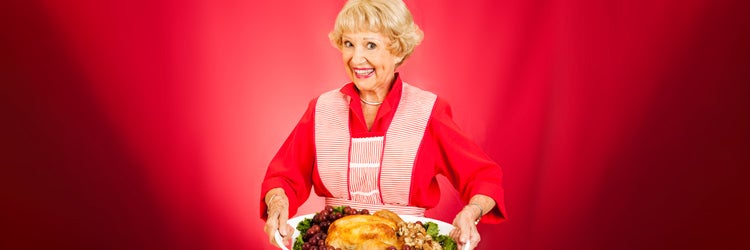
325;213;402;250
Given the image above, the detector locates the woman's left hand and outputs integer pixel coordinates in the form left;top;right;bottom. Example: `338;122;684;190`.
450;206;481;250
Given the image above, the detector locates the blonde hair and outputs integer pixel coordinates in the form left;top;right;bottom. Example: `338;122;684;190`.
329;0;424;65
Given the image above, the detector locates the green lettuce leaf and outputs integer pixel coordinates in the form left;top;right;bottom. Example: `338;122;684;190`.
436;234;457;250
423;221;440;239
296;217;312;234
292;234;304;250
292;217;313;250
422;221;457;250
333;205;346;214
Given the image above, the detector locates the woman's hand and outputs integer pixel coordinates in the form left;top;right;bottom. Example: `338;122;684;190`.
450;205;481;250
450;195;494;250
263;188;294;249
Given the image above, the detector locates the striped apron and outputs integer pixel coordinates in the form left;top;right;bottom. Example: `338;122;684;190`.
315;83;437;216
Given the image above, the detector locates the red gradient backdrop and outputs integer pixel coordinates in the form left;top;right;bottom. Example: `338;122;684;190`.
2;1;748;249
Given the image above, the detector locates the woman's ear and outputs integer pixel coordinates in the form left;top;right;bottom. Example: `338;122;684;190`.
330;39;340;49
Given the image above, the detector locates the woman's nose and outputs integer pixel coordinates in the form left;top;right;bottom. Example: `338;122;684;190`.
352;47;367;64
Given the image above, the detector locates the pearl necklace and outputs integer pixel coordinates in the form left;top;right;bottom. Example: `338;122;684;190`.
359;96;383;106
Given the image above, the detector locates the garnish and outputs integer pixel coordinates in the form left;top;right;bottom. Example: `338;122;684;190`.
293;218;312;250
422;222;457;250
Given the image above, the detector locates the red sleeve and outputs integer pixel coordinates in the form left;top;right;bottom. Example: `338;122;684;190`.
431;97;507;223
259;98;317;220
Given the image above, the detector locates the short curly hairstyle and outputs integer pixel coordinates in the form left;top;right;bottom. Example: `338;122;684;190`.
329;0;424;66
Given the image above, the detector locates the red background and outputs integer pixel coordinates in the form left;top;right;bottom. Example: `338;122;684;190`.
2;0;748;249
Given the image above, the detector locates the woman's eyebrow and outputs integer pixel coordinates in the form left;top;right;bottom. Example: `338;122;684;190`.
341;35;381;42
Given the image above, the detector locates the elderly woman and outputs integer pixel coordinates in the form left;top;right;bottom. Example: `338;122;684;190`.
261;0;505;249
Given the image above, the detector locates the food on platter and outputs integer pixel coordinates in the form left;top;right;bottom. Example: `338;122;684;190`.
326;214;400;249
372;210;404;224
290;205;456;250
397;219;444;250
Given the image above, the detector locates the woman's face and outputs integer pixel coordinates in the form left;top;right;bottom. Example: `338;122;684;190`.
340;31;401;93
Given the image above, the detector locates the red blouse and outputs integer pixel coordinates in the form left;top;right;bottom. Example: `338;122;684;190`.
260;73;506;223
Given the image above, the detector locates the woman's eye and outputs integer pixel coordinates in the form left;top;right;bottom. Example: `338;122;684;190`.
343;41;353;48
366;42;377;50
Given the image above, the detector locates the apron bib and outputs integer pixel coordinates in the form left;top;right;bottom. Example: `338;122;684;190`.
315;83;436;216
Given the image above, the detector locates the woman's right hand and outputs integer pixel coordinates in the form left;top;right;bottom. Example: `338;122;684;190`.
263;188;294;248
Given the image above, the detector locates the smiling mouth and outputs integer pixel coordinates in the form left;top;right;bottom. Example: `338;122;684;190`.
353;68;375;78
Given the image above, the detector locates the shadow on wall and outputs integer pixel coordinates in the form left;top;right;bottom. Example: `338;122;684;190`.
1;1;171;249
